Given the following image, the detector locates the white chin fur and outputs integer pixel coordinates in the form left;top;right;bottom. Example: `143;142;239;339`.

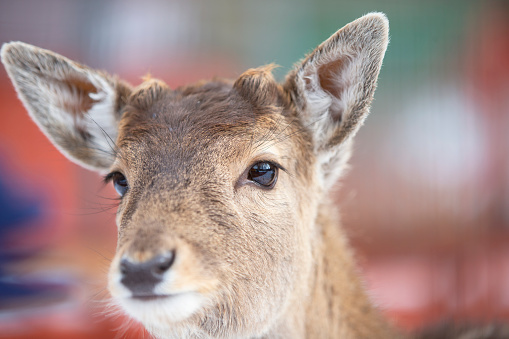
116;293;204;330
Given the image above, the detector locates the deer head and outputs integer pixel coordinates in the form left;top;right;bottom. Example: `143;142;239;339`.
2;13;389;338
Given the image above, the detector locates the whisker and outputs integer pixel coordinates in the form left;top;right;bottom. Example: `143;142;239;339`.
87;116;120;157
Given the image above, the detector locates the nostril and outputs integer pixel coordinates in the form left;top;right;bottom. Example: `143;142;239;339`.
120;260;129;275
152;251;175;276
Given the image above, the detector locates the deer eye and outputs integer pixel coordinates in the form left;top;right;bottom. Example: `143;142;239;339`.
247;162;278;188
110;172;128;196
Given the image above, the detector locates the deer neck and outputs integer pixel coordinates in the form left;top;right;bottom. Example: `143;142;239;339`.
302;200;401;339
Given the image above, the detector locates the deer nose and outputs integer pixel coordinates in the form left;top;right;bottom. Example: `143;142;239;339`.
120;251;175;296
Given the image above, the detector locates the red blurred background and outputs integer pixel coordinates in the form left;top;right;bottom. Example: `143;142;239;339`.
0;0;508;338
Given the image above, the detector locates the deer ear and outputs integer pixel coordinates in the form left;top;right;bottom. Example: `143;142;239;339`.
1;42;132;172
284;13;389;187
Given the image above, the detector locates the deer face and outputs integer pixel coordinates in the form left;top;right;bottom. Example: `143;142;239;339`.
105;75;318;335
1;13;388;338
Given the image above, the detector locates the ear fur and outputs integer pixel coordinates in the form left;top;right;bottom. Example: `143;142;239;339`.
284;13;389;188
233;64;280;108
1;42;132;172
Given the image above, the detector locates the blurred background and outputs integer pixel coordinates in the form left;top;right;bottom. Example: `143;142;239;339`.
0;0;508;337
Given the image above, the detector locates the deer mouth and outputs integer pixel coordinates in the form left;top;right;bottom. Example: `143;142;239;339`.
131;294;172;301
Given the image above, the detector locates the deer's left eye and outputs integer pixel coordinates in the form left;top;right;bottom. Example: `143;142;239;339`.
247;162;278;188
107;172;129;197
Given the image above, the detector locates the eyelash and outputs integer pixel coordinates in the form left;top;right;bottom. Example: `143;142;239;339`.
252;160;286;173
103;172;116;184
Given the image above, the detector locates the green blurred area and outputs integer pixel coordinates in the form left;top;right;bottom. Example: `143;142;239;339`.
200;0;480;82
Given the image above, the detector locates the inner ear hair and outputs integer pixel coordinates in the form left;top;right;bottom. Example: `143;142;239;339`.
301;55;351;124
50;75;100;116
316;57;348;122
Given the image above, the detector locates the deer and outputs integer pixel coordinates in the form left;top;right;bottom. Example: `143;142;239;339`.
2;12;507;339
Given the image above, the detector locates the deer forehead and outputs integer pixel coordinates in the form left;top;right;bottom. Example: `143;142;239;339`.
112;79;310;180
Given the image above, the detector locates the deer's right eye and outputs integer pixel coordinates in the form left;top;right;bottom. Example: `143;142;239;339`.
106;172;129;197
247;162;279;189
